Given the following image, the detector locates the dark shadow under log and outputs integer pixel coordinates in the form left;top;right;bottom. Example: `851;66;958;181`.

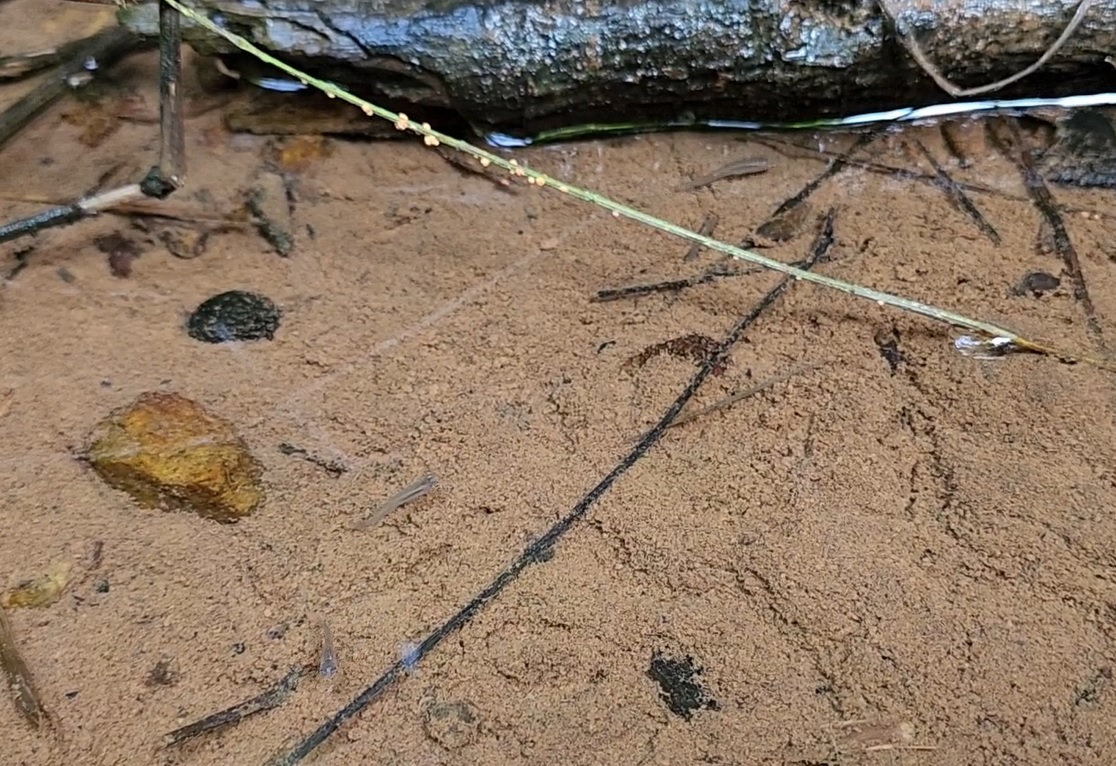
118;0;1116;139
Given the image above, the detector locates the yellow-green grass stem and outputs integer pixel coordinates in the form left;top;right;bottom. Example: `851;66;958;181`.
164;0;1110;370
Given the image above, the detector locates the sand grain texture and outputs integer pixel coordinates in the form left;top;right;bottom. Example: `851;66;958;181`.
4;3;1116;765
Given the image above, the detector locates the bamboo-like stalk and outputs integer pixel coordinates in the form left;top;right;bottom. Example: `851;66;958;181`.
163;0;1112;371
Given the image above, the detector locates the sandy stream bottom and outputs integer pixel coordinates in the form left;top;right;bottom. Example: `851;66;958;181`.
5;3;1116;766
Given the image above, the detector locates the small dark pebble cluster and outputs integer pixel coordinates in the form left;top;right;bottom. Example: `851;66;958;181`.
1015;271;1061;298
647;651;720;720
187;290;281;343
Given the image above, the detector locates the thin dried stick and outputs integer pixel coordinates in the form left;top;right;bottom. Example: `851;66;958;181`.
666;362;823;431
0;192;246;226
163;665;304;747
878;0;1094;98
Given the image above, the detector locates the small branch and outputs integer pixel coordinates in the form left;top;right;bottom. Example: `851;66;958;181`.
665;362;824;431
0;26;142;153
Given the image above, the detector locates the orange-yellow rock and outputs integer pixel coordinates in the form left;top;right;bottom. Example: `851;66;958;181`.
85;392;263;522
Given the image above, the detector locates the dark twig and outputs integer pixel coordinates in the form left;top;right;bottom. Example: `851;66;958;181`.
0;25;141;152
592;264;738;302
592;258;810;303
263;209;840;766
639;209;836;441
163;665;306;747
0;1;182;245
994;119;1103;342
754;135;1116;223
152;0;185;191
770;129;882;218
910;138;1000;244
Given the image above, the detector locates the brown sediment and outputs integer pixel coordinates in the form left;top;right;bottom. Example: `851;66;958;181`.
6;5;1116;764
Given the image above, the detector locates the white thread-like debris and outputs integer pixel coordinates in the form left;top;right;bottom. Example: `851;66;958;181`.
953;335;1015;359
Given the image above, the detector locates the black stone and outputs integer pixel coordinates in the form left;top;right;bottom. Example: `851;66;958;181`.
187;290;281;343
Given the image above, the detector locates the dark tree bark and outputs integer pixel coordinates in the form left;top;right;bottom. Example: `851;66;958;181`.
119;0;1116;139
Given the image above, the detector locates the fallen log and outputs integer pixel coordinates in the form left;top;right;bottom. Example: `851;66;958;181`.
119;0;1116;141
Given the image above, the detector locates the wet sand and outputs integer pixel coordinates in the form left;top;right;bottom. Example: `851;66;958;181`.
4;3;1116;765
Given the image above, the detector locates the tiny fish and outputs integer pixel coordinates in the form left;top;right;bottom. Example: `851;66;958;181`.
350;473;438;530
318;619;338;679
673;156;770;192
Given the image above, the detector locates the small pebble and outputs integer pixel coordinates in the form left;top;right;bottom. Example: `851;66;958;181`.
422;699;481;750
187;290;281;343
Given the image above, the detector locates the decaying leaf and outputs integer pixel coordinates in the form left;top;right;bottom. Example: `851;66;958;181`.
0;608;46;728
2;560;74;609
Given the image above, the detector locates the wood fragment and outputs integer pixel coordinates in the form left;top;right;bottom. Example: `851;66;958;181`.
682;213;718;262
0;608;47;729
163;665;305;747
910;138;1000;244
990;119;1103;342
591;268;735;302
